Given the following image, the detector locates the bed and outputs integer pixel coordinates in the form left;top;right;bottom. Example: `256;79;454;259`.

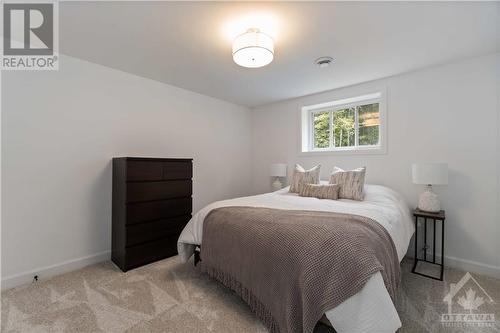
177;184;414;333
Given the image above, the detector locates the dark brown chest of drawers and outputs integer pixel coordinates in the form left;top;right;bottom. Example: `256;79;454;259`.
112;157;192;271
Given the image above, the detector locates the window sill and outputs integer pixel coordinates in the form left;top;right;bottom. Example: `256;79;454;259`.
299;146;387;156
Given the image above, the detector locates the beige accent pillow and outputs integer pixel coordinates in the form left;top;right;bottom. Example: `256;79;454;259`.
299;183;340;200
289;164;321;193
329;166;366;201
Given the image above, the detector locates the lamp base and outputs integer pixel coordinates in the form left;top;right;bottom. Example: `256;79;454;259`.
418;185;441;213
271;178;283;192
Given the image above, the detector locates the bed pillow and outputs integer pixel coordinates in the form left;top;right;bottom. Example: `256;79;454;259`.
299;183;340;200
329;166;366;201
289;164;321;193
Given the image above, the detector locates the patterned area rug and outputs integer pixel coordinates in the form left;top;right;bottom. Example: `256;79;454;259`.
2;256;499;332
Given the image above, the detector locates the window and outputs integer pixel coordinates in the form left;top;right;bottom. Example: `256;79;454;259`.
301;92;386;154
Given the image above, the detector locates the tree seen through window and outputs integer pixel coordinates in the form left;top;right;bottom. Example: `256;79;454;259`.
312;103;379;149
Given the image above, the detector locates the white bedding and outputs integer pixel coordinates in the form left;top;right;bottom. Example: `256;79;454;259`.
177;184;414;333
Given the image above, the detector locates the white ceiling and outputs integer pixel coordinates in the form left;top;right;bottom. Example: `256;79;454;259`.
60;2;499;107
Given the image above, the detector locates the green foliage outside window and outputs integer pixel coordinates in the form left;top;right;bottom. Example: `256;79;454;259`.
358;103;380;146
313;112;330;148
333;108;355;147
312;103;380;149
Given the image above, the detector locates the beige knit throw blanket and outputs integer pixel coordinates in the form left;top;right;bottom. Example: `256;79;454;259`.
200;207;400;333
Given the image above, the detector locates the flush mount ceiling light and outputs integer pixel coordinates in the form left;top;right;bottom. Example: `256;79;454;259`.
232;28;274;68
315;56;334;68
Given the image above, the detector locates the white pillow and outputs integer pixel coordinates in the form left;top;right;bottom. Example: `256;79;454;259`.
299;183;340;200
329;166;366;201
289;164;321;193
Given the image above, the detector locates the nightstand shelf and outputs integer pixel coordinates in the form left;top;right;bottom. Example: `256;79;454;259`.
412;208;445;281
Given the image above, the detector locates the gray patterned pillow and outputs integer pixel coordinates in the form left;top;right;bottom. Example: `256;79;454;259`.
299;183;340;200
329;166;366;201
289;164;321;193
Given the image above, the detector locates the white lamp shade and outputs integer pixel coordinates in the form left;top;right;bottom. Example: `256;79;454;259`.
232;29;274;68
412;163;448;185
270;163;287;177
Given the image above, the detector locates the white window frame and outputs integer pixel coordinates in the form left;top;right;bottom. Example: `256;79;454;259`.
300;89;387;155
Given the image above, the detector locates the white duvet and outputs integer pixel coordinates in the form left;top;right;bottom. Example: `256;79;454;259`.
177;184;414;333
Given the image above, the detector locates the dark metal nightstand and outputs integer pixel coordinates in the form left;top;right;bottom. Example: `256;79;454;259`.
412;208;445;281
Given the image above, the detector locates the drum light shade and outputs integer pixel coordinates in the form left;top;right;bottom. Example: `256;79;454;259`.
270;163;287;177
412;163;448;185
233;28;274;68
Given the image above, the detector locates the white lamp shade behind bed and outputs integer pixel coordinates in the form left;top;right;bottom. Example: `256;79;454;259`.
270;163;287;177
412;163;448;212
270;163;287;191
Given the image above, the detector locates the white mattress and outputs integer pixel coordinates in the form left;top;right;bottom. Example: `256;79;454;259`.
177;184;414;333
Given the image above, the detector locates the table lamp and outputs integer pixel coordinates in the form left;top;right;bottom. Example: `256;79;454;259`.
270;163;287;191
412;163;448;212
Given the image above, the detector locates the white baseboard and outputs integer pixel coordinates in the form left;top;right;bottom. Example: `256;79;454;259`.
440;255;500;279
408;252;500;279
3;250;499;291
1;250;111;291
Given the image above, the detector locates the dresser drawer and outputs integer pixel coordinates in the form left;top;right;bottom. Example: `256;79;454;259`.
127;161;163;181
126;215;190;246
163;161;192;180
125;235;178;270
127;180;192;203
113;157;193;272
126;197;192;224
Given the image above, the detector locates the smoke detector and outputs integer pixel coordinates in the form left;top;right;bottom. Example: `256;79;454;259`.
315;56;334;68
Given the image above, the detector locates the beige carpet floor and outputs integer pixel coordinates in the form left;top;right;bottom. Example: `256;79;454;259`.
2;256;499;333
